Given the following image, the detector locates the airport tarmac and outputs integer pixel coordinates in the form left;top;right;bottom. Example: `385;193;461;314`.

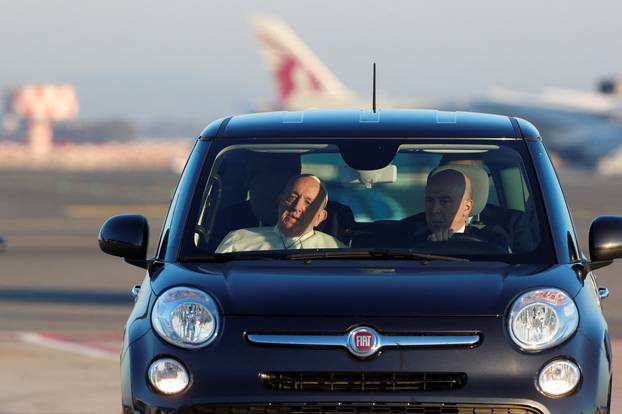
1;168;622;413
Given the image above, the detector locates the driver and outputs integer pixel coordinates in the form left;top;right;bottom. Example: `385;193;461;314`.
424;168;474;241
216;174;345;252
420;169;509;250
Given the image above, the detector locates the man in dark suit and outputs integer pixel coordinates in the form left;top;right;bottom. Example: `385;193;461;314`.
418;168;509;249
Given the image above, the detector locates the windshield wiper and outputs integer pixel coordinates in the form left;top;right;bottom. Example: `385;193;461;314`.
285;248;469;262
179;252;289;262
181;249;469;263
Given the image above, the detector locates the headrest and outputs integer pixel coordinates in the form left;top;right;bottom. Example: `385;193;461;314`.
429;164;490;216
246;155;301;225
249;171;293;225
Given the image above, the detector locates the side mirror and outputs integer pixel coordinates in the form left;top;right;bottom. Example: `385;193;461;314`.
98;214;150;268
0;236;6;254
589;216;622;265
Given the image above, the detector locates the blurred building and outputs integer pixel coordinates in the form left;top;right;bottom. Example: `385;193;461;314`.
5;84;79;153
0;84;190;171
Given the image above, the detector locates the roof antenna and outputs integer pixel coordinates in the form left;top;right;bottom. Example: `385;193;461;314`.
372;62;377;113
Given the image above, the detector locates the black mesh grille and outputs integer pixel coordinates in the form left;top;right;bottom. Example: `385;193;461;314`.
186;403;541;414
259;372;467;392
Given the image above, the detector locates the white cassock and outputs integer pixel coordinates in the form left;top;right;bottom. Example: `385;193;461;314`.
215;226;345;253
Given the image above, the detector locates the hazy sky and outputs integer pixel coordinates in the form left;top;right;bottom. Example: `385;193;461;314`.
2;0;621;124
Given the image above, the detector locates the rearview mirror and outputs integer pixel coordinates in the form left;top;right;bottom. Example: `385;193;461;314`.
339;165;397;188
98;214;150;268
589;216;622;263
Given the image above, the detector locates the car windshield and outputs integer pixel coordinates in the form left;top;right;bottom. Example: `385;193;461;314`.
181;139;553;263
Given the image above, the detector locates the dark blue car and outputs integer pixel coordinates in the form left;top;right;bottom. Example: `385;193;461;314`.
99;109;616;414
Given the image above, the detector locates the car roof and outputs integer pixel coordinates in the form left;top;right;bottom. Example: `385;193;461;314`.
199;109;540;140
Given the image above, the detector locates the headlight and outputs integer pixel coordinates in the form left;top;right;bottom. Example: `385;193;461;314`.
148;358;190;395
152;286;220;349
537;359;581;397
508;288;578;351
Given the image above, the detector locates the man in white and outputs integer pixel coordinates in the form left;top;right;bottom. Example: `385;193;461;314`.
216;174;345;252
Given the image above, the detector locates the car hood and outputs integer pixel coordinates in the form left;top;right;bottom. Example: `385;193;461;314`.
150;261;583;317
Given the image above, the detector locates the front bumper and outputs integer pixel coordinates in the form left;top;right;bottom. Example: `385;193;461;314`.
121;316;610;414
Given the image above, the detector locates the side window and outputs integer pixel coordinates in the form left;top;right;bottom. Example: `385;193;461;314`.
487;175;499;206
498;166;529;212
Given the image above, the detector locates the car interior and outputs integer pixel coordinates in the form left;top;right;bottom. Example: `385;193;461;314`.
195;143;541;255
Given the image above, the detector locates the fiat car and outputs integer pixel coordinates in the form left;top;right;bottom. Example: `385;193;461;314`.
99;109;617;414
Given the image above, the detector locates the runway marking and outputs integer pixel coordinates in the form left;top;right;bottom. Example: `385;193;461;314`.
0;288;133;305
2;234;98;248
64;204;168;219
0;218;98;231
18;332;120;361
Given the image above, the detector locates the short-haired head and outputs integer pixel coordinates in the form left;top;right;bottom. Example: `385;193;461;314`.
277;174;329;237
427;169;472;200
282;174;328;208
425;169;473;233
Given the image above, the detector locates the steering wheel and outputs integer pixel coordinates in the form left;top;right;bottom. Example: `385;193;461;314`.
448;232;490;243
414;232;510;255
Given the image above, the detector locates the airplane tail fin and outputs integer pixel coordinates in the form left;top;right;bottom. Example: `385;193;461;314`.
250;15;353;108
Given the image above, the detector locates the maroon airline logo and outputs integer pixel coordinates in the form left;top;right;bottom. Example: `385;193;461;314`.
258;34;322;104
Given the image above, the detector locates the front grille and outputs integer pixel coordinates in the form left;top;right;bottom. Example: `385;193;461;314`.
260;372;467;392
187;403;542;414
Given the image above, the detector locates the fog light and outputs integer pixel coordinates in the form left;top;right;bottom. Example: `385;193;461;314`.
537;359;580;397
148;358;190;395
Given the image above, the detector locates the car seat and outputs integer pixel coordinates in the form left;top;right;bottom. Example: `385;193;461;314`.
318;200;355;245
429;164;490;224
